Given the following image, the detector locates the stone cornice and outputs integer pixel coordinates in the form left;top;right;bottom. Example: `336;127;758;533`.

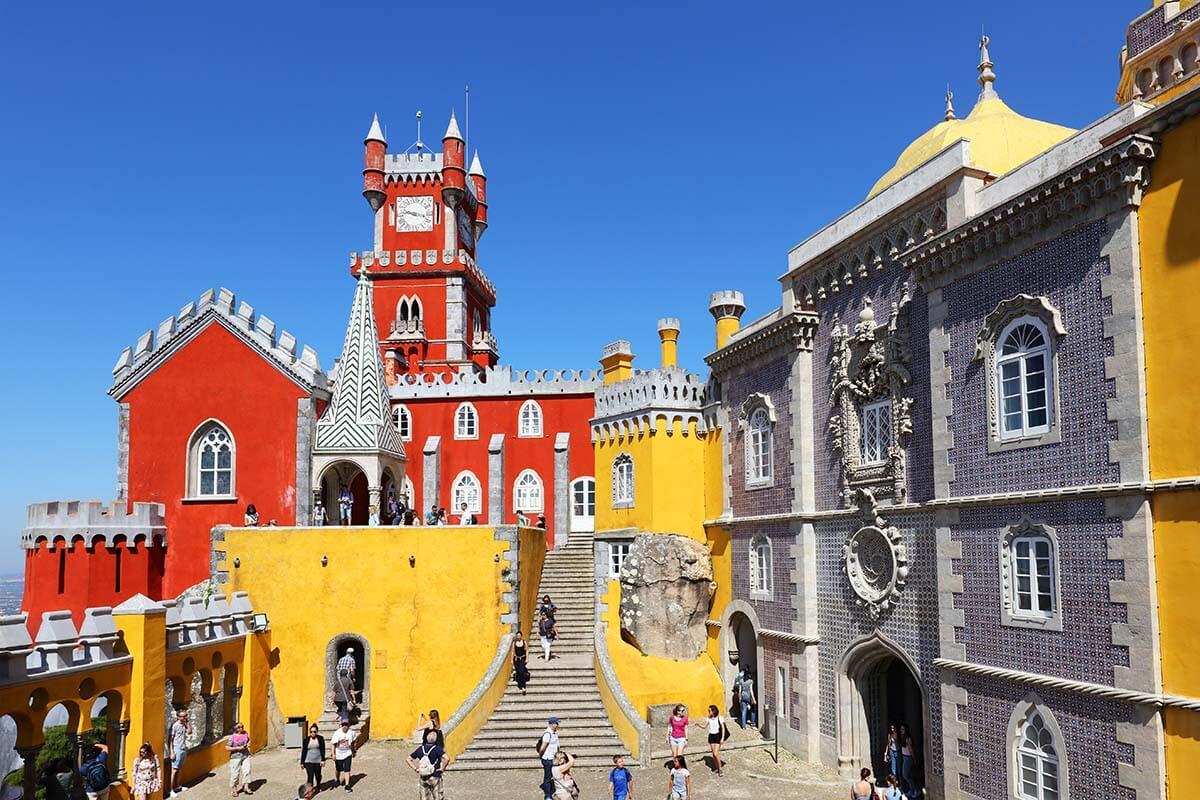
905;135;1157;289
758;627;820;646
705;311;818;373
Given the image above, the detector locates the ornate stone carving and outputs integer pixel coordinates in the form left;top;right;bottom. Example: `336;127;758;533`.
738;392;776;427
842;491;908;620
828;293;913;506
974;294;1066;361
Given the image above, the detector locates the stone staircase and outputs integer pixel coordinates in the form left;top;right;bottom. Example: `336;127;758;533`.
316;705;370;749
454;533;633;769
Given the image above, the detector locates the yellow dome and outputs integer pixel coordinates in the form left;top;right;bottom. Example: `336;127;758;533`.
867;95;1076;199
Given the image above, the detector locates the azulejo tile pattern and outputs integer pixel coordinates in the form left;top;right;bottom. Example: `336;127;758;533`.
727;357;793;518
731;521;798;632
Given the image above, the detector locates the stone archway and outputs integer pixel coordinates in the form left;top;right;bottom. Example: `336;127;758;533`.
719;600;766;727
837;631;927;791
317;462;369;526
324;634;371;711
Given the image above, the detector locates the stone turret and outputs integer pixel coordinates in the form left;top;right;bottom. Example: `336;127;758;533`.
363;114;387;212
708;290;746;350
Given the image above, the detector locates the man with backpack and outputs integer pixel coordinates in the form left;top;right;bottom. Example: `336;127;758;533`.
405;729;448;800
81;743;111;800
537;717;560;800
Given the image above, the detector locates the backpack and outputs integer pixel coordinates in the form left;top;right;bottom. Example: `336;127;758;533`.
417;745;437;778
83;758;109;792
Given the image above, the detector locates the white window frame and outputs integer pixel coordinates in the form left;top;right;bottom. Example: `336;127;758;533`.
1008;698;1067;800
402;476;417;511
454;402;479;440
858;399;892;466
393;404;412;441
570;476;596;533
185;419;236;500
608;541;631;579
749;536;772;597
995;317;1052;441
1000;517;1063;631
612;453;634;509
745;407;774;488
518;400;543;438
451;470;482;515
513;469;544;513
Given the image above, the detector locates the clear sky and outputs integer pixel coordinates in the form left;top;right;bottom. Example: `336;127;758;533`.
0;0;1141;562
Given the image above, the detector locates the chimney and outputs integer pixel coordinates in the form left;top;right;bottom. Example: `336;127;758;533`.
600;340;635;385
708;291;746;350
656;318;680;368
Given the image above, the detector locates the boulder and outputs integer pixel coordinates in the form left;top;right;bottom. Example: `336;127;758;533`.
619;533;715;660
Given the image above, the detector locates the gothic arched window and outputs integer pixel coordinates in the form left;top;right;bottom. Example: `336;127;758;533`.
393;405;412;441
1010;703;1065;800
513;469;544;512
454;402;478;440
612;453;634;509
451;471;481;515
188;421;234;498
749;536;772;595
996;318;1051;439
518;400;543;438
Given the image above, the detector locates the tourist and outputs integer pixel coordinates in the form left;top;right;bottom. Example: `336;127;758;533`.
514;632;530;695
539;595;558;622
536;513;547;530
168;708;191;797
667;704;688;758
314;501;328;526
406;728;448;800
882;773;902;800
608;755;633;800
81;743;111;800
437;507;449;524
538;611;557;661
403;508;420;526
338;486;353;526
297;785;316;800
458;502;477;525
883;723;899;784
695;704;727;776
851;767;873;800
131;742;162;800
244;504;259;526
537;717;561;800
737;668;757;728
426;504;439;526
386;496;400;524
550;751;577;800
334;647;357;720
416;709;445;749
898;723;916;795
300;724;326;792
226;721;252;796
666;754;690;800
330;719;355;792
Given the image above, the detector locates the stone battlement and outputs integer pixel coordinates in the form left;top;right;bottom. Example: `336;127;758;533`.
390;364;601;400
385;151;444;177
351;249;496;299
591;367;708;442
110;287;327;395
23;500;167;550
163;592;256;651
0;606;128;681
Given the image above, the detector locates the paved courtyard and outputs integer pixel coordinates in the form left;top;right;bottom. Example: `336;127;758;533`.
178;738;846;800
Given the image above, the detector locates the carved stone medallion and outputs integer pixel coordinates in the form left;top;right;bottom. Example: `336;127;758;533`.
842;522;908;620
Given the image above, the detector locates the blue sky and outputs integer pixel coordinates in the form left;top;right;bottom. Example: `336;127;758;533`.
0;0;1139;561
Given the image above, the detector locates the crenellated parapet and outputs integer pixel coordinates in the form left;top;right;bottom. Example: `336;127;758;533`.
350;249;496;301
0;607;129;682
385;151;444;181
162;591;256;651
23;500;166;550
590;367;708;443
390;364;600;400
110;287;328;398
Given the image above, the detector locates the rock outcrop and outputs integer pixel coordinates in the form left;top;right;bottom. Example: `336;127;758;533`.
619;533;715;660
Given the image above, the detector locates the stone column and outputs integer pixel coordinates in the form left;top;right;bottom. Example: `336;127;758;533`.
114;720;130;779
67;732;83;771
18;745;42;800
487;434;506;525
423;437;442;515
231;686;244;726
112;595;167;781
201;694;217;744
553;433;571;548
368;486;382;526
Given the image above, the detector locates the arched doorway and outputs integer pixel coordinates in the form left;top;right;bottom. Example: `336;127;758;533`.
569;477;595;534
318;463;369;525
325;634;371;714
722;606;762;729
838;633;926;792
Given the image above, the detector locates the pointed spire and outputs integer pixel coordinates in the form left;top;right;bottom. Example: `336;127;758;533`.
468;150;486;177
944;87;957;121
978;34;998;100
365;113;386;144
444;111;463;141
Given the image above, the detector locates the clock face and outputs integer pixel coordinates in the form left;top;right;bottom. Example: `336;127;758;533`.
456;206;475;251
395;196;434;232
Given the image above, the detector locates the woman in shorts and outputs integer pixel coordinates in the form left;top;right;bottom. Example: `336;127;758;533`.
667;704;689;758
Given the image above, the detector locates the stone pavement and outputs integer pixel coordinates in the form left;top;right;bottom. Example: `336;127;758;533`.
178;739;847;799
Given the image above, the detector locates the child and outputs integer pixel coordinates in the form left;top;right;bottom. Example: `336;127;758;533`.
609;754;634;800
667;754;690;800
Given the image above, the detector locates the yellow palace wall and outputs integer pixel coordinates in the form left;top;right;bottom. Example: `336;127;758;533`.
218;525;545;749
1137;110;1200;798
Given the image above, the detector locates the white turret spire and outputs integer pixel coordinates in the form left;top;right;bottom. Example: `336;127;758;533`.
365;113;386;144
444;111;463;141
944;87;957;121
978;34;998;100
469;150;486;177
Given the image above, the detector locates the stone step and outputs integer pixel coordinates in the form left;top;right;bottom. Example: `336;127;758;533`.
485;708;613;724
455;743;631;765
498;688;604;702
468;724;620;741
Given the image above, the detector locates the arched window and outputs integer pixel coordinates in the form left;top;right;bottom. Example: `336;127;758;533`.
612;453;634;509
996;317;1052;440
410;297;422;320
451;471;481;514
513;469;544;512
392;405;412;441
402;476;417;511
1013;708;1063;800
1001;517;1062;631
518;400;543;438
397;298;410;322
746;407;773;486
749;536;772;595
455;402;478;440
187;421;235;498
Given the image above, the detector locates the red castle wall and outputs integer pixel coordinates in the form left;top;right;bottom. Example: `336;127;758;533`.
22;538;164;630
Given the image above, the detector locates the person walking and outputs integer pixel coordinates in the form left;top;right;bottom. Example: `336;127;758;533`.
537;717;561;800
81;743;111;800
314;501;328;527
898;723;916;795
337;486;353;526
406;729;448;800
737;669;758;728
330;719;355;792
882;773;902;800
538;595;558;622
299;724;326;792
168;708;191;797
386;496;400;525
334;648;357;720
536;514;547;530
226;721;252;797
244;505;259;526
667;705;688;758
538;611;557;661
514;633;531;695
608;755;634;800
550;751;577;800
131;742;162;800
666;755;691;800
416;709;445;749
851;767;874;800
883;723;900;785
695;704;727;776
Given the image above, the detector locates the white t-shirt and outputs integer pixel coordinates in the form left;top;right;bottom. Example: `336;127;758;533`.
540;728;560;760
706;716;723;735
331;728;355;759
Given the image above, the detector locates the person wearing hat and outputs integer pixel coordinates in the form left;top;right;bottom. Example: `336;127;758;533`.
330;719;355;792
334;648;357;721
537;717;560;800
